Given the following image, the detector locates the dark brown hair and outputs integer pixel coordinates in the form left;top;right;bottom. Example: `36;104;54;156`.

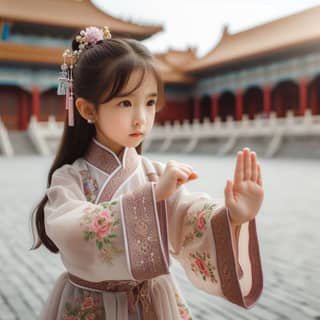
30;35;164;253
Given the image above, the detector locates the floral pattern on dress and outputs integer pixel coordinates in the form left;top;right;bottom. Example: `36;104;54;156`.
79;170;99;202
62;291;103;320
175;292;192;320
189;251;217;283
80;201;124;264
183;202;217;246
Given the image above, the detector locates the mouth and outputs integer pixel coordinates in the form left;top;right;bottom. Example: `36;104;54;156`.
129;132;144;137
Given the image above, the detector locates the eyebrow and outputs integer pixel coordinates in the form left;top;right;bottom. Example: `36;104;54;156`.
115;92;158;98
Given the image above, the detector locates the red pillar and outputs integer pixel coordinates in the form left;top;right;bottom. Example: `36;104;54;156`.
235;90;243;121
193;96;201;120
311;86;317;115
275;94;282;117
263;84;271;116
299;77;307;116
19;92;28;130
211;94;218;121
32;86;40;120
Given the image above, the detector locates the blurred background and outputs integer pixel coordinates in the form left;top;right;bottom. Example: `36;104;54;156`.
0;1;319;319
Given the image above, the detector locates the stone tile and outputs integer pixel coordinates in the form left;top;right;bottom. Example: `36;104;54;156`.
0;155;319;320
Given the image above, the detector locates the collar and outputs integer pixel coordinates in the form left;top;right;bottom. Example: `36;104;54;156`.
84;138;138;175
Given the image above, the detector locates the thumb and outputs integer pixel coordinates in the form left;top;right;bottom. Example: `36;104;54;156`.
224;179;234;206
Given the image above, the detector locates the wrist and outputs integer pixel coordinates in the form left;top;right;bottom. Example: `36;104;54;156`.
228;209;242;226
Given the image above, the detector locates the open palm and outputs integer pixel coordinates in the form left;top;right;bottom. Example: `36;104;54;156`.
224;148;264;225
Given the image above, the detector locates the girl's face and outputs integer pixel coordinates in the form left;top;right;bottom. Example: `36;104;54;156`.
94;69;158;155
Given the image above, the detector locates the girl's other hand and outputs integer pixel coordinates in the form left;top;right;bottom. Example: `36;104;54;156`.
224;148;264;226
155;160;198;201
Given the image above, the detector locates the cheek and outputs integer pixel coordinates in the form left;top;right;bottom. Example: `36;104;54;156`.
101;111;125;127
147;110;156;126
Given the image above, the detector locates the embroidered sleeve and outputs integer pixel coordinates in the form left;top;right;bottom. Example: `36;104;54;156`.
163;175;263;309
44;165;126;266
44;164;169;281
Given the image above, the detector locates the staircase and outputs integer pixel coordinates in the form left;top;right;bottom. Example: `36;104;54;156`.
7;131;38;155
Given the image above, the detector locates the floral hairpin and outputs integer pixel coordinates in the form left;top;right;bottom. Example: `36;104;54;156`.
75;26;111;53
57;26;112;127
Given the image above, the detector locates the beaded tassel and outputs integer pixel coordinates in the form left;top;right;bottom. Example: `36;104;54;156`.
57;60;68;95
67;65;75;127
68;93;74;126
65;80;70;110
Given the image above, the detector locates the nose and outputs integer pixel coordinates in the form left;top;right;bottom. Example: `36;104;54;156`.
133;106;146;127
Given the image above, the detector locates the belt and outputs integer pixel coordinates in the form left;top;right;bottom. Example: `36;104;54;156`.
68;273;157;320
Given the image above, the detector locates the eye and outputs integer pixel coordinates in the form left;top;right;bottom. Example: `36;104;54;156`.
118;100;132;108
146;99;156;107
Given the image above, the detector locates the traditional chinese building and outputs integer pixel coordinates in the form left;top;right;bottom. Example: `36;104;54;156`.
157;5;320;124
1;2;320;156
0;0;162;130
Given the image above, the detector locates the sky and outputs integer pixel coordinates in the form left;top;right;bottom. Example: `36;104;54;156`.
93;0;320;57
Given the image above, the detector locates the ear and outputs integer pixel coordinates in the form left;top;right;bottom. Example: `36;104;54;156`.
75;97;97;122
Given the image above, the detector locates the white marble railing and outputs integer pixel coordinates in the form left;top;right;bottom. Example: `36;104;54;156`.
27;115;64;156
1;111;320;157
0;116;13;156
144;110;320;157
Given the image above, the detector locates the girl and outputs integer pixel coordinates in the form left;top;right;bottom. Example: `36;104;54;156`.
31;26;264;320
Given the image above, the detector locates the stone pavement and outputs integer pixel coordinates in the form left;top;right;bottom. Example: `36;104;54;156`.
0;154;319;320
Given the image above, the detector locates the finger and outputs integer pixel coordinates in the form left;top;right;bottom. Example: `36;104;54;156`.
188;171;198;180
251;151;257;182
178;167;194;180
243;147;251;180
234;151;244;185
257;162;263;187
179;165;199;180
180;163;193;170
168;161;193;171
175;169;190;185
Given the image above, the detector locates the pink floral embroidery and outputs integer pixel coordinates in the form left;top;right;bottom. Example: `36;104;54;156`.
189;251;217;283
183;202;217;246
81;296;94;310
175;292;192;320
92;209;112;239
80;201;124;264
196;211;206;230
63;292;103;320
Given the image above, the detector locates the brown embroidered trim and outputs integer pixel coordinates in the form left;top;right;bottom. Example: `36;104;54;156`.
85;140;140;203
211;207;263;308
68;273;141;291
84;140;121;174
156;200;169;266
141;157;170;267
234;225;244;279
244;219;263;307
122;183;169;280
97;148;139;202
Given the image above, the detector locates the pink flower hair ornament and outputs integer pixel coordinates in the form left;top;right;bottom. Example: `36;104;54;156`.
75;26;112;55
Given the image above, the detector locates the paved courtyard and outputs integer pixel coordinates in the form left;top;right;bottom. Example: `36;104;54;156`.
0;154;319;320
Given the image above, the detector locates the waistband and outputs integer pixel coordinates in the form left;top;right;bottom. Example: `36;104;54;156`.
68;273;141;291
67;273;157;320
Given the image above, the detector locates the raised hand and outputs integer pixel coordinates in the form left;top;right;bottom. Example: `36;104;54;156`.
155;160;198;201
224;148;264;226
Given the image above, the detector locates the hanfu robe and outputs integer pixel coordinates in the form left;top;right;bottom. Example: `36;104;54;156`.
36;138;263;320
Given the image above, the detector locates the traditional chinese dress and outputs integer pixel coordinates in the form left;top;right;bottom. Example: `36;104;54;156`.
36;138;263;320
